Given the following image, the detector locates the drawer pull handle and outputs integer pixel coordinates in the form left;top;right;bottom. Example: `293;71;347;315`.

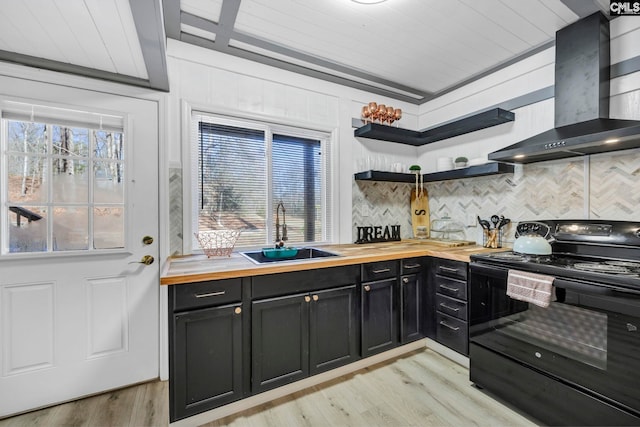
234;307;242;314
439;266;459;273
195;291;226;298
440;303;459;312
305;296;311;303
440;321;460;331
312;295;319;301
364;285;371;292
439;285;459;293
404;264;421;269
372;268;391;274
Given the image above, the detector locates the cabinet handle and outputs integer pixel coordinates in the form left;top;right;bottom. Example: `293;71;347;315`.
304;296;311;303
372;268;391;274
439;303;459;312
404;263;421;269
195;291;226;298
439;266;459;274
439;321;460;331
312;295;319;301
402;277;409;283
439;285;459;293
364;285;371;292
234;307;242;314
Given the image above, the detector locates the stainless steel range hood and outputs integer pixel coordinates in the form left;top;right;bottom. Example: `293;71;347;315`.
489;12;640;164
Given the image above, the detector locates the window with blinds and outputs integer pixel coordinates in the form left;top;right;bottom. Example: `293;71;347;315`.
192;113;331;249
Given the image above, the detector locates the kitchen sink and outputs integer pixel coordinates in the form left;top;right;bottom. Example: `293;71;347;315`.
240;247;341;264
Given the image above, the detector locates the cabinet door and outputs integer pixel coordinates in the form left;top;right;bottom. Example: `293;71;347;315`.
171;304;243;421
252;294;310;393
309;285;359;375
361;278;398;357
401;274;424;343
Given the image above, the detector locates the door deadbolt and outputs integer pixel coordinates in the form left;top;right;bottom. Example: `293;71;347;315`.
142;236;154;245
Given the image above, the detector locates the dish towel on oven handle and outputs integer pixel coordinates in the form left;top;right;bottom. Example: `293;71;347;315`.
507;269;555;308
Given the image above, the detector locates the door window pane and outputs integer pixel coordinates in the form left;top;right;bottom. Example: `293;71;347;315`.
53;207;88;251
7;154;47;203
94;161;124;203
52;161;89;203
2;106;126;255
93;207;124;249
7;121;47;154
8;206;47;252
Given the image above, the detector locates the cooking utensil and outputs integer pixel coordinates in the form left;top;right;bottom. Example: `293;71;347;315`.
478;216;491;230
498;218;511;229
491;215;500;229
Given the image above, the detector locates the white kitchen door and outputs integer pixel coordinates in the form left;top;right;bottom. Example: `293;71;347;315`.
0;76;159;418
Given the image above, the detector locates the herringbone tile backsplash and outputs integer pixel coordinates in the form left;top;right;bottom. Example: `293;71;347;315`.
353;148;640;245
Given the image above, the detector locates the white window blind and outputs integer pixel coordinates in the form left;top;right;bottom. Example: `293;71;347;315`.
191;112;332;250
1;100;124;132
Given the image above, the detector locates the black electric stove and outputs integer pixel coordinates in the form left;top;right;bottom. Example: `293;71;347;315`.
469;220;640;426
471;219;640;289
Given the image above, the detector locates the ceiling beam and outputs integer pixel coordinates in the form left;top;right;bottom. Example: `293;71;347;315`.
0;49;153;89
129;0;170;91
216;0;241;46
162;0;181;39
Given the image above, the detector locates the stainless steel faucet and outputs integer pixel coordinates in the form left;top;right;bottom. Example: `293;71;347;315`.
275;201;288;247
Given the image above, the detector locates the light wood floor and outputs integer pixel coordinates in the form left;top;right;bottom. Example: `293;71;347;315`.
0;349;539;427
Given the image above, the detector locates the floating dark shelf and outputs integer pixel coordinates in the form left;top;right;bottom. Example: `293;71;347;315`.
354;162;514;183
354;108;515;146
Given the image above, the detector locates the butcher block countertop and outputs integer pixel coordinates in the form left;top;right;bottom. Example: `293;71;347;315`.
161;240;502;286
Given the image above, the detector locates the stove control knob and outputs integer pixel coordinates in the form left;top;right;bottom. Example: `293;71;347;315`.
636;229;640;239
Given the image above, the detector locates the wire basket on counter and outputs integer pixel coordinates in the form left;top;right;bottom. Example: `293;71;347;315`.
194;230;241;257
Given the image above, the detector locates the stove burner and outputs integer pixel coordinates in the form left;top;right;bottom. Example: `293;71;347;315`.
572;263;637;275
605;260;640;268
490;253;526;260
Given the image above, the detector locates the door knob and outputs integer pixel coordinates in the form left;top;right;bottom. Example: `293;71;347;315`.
364;285;371;292
142;236;154;245
129;255;154;265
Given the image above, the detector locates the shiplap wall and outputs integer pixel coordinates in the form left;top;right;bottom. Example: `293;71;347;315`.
352;17;640;243
405;16;640;240
165;39;419;249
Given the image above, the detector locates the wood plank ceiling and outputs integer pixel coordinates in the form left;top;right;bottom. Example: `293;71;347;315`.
167;0;609;103
0;0;167;91
0;0;609;102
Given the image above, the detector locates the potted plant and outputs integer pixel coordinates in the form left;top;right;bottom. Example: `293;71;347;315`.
454;156;468;168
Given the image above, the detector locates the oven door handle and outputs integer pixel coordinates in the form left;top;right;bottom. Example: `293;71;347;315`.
470;263;508;279
553;278;640;297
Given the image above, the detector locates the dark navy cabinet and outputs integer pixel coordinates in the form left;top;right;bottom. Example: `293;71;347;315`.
169;258;427;422
169;278;246;422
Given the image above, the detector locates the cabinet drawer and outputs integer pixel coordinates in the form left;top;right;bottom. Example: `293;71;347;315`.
252;265;359;299
436;312;468;355
435;275;467;301
362;260;398;282
401;258;423;275
173;279;242;311
434;259;467;281
436;294;467;321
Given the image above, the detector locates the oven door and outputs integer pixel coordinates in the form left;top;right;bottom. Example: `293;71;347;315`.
470;263;640;415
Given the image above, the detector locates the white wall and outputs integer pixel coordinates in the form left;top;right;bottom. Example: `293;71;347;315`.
166;39;419;244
